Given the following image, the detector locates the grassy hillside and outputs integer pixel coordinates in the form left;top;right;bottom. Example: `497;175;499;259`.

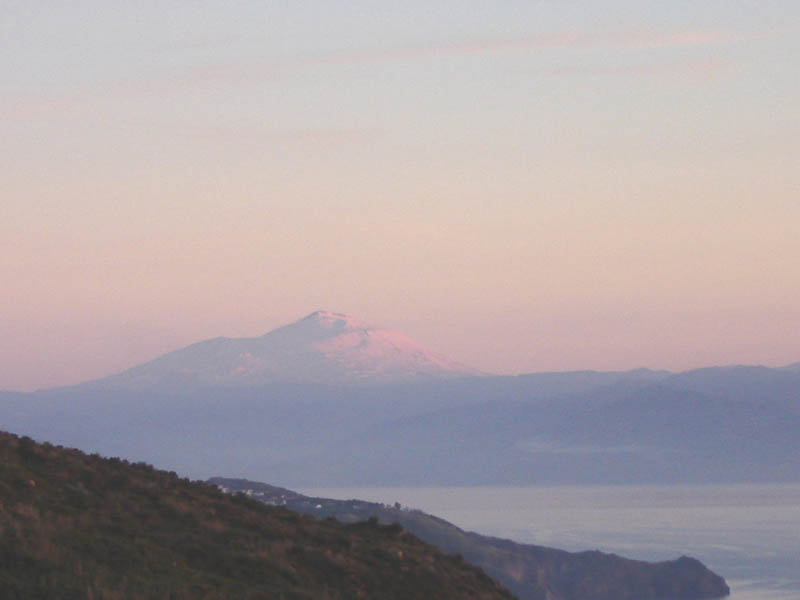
0;431;514;599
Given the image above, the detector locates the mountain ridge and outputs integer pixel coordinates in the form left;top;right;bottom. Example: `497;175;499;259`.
30;310;799;393
3;363;799;486
89;311;483;389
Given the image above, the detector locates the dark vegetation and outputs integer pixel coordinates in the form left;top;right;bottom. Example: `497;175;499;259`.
211;478;731;600
0;431;514;599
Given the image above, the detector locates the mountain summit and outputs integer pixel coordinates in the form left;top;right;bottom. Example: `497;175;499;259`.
96;311;482;389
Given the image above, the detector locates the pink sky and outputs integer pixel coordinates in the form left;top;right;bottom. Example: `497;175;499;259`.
1;3;798;391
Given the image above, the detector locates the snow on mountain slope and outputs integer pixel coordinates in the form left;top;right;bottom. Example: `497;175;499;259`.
96;311;483;388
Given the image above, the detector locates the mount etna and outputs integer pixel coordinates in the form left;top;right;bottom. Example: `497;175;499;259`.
90;310;481;389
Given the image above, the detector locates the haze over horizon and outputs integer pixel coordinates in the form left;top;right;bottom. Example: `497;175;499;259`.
2;2;798;391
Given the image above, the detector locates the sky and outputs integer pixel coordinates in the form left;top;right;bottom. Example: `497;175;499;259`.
2;1;799;391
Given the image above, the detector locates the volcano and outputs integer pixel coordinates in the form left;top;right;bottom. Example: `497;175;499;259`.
93;311;483;389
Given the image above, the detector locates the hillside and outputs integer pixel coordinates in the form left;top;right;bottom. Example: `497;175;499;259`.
210;478;730;600
0;431;514;599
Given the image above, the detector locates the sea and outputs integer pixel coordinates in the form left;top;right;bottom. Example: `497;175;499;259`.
301;484;800;600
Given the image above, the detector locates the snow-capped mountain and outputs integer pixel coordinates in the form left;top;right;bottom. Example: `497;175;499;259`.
95;311;483;388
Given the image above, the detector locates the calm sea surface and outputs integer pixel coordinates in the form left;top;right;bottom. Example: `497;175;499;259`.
301;484;800;600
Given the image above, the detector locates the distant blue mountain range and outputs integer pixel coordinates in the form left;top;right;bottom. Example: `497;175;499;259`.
2;363;798;486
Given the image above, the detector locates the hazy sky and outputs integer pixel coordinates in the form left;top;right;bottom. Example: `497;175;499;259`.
2;1;799;391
